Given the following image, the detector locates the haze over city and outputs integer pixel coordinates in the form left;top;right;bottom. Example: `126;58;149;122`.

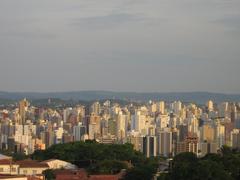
0;0;240;93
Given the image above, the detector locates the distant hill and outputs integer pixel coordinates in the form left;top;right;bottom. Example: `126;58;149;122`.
0;91;240;104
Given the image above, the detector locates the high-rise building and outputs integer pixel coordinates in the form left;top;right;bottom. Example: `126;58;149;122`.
158;130;172;157
214;122;225;148
143;136;157;157
200;124;214;142
116;111;127;140
187;117;199;136
157;101;165;114
178;125;188;142
108;118;117;136
84;113;101;135
176;136;198;155
230;103;237;123
128;134;143;152
90;101;101;115
231;129;240;149
150;103;157;113
63;108;74;123
171;101;182;115
131;110;146;134
40;131;55;148
206;100;214;111
156;114;168;130
200;142;218;157
19;98;29;124
218;102;229;118
76;105;85;122
73;124;86;141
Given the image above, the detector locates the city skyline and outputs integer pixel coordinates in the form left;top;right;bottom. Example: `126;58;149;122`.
0;1;240;179
1;90;240;94
0;0;240;93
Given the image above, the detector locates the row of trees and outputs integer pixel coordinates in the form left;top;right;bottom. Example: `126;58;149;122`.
4;141;239;180
32;140;159;180
0;149;29;161
160;146;240;180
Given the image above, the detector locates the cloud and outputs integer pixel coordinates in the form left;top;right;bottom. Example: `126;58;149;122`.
70;13;145;29
0;17;57;39
0;0;240;93
0;31;57;39
211;15;240;30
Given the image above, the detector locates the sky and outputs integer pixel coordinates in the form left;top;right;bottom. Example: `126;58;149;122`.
0;0;240;93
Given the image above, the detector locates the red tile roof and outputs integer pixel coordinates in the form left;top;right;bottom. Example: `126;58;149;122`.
89;175;119;180
0;159;15;165
0;175;26;179
55;169;125;180
55;169;88;180
16;160;49;168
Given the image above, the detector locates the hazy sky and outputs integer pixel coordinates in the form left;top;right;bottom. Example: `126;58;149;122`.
0;0;240;93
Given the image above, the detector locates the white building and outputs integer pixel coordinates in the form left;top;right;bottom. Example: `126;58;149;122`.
231;129;240;149
116;111;127;140
42;159;77;170
131;110;146;134
73;124;86;141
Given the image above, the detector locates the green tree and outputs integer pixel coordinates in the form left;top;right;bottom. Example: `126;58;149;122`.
196;160;233;180
124;158;158;180
170;152;198;180
43;169;56;180
89;160;128;174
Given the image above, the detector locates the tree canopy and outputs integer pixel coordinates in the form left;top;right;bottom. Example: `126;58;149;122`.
160;147;240;180
32;141;158;179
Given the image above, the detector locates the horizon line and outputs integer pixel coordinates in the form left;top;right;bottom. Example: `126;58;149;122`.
0;90;240;95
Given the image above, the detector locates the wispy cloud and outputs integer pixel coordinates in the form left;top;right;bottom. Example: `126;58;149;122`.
0;31;57;39
211;15;240;30
70;13;145;29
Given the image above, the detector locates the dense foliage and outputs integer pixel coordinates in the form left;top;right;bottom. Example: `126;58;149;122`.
32;141;158;179
34;142;240;180
160;146;240;180
43;169;56;180
124;157;159;180
32;141;144;165
5;142;240;180
88;160;128;174
0;149;29;161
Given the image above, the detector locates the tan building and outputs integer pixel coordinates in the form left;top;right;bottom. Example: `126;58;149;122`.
231;129;240;149
200;124;214;142
128;135;143;152
0;175;28;180
176;136;198;155
206;100;214;111
18;99;29;125
200;142;218;157
17;160;49;175
0;159;19;175
0;159;49;176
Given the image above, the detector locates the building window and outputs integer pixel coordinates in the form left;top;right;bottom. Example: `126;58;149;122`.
0;168;3;172
11;167;16;172
23;170;27;174
32;170;37;174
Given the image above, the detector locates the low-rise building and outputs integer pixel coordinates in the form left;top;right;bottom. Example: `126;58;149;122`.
16;160;49;176
0;159;19;175
41;159;77;170
0;159;49;176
